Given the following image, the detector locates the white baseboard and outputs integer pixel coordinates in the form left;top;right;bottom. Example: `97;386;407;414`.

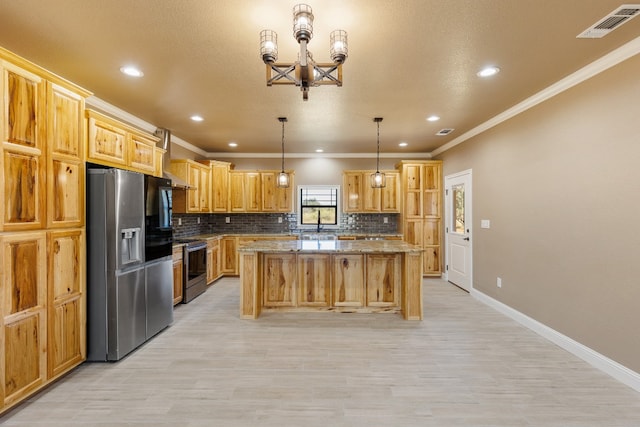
471;288;640;393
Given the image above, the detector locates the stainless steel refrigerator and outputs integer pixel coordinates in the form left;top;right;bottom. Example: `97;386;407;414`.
86;168;173;361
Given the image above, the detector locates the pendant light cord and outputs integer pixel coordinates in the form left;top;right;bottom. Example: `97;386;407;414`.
376;119;381;173
281;120;285;172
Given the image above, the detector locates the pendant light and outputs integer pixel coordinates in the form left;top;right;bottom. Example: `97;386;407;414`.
370;117;386;188
276;117;290;188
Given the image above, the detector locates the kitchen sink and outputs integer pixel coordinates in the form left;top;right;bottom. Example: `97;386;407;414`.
299;233;337;240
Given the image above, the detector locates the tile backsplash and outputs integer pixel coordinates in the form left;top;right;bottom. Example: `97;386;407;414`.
173;213;399;237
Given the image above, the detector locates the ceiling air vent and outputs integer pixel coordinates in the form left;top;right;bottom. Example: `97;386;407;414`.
577;4;640;38
436;128;454;136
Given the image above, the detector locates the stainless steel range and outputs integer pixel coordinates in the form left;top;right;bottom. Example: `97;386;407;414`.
176;239;207;303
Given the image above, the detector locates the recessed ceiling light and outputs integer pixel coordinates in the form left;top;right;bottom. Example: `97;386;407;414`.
399;142;408;147
190;115;204;122
228;142;238;148
119;66;144;77
477;66;500;77
315;149;324;153
426;115;440;122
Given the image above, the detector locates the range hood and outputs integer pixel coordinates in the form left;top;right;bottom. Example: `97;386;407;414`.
154;128;192;189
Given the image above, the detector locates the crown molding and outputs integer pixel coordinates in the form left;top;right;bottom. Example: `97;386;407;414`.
205;152;431;159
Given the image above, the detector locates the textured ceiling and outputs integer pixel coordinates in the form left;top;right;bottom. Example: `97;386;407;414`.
0;0;638;156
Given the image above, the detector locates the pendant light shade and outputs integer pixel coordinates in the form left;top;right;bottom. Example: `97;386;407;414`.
370;117;386;188
277;117;290;188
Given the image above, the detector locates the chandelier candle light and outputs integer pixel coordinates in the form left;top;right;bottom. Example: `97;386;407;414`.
371;117;386;188
260;4;348;101
277;117;290;188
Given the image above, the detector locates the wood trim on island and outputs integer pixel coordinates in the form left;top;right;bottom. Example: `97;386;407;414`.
239;240;423;320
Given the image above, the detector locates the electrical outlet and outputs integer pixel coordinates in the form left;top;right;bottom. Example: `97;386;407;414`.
383;217;388;224
278;217;283;223
497;277;502;288
225;217;230;224
178;218;182;226
197;217;201;224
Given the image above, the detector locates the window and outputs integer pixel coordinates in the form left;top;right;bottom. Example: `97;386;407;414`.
298;185;340;228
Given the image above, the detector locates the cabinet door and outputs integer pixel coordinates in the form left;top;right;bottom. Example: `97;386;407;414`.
220;237;237;274
172;258;183;305
362;175;381;212
261;172;294;213
404;219;423;247
245;172;261;212
423;246;441;276
211;241;220;281
187;164;201;212
128;133;156;174
262;253;296;307
47;83;84;229
0;231;47;406
342;172;362;212
1;64;46;231
87;116;127;166
199;166;211;212
381;171;400;212
228;172;246;212
47;229;85;378
332;254;365;307
297;254;331;307
211;162;229;212
402;164;423;218
366;254;400;307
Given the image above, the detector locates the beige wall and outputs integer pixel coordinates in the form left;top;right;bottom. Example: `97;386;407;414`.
436;54;640;373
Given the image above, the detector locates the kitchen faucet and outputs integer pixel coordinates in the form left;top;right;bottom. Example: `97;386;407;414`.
317;211;323;232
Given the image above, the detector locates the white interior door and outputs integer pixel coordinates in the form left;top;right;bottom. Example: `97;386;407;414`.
445;170;472;291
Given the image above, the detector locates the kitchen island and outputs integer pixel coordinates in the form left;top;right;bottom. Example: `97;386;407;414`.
238;239;423;320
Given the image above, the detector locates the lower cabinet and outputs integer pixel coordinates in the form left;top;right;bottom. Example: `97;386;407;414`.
332;254;365;307
297;254;331;307
263;254;297;307
172;245;183;305
47;229;85;379
221;236;237;275
258;253;402;311
206;237;221;284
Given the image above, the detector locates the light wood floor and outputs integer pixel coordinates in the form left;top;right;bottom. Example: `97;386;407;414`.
2;278;639;426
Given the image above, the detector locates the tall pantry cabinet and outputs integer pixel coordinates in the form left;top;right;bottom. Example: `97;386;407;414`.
0;48;90;412
397;161;443;276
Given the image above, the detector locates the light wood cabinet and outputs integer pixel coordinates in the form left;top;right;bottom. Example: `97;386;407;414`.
398;160;443;276
229;171;261;212
332;254;365;307
199;160;231;213
366;254;401;307
221;236;238;275
261;171;294;212
168;159;210;213
47;228;85;378
262;253;297;307
1;63;46;232
172;245;183;305
1;49;90;414
342;170;400;213
47;83;84;229
0;231;48;407
86;110;161;177
297;254;331;307
206;237;221;284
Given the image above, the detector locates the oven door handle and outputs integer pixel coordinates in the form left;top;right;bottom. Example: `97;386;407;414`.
186;242;207;252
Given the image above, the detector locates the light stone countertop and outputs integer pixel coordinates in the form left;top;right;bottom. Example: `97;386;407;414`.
237;239;423;254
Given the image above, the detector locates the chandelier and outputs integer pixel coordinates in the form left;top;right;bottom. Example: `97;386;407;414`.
260;4;348;101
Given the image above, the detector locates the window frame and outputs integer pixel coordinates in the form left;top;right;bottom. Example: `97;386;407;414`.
297;185;341;230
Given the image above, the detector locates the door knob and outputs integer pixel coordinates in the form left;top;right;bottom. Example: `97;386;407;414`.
463;237;470;241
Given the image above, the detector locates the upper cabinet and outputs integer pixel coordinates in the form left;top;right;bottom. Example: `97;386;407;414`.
342;170;400;213
168;159;211;213
85;110;163;177
203;160;231;213
261;171;294;212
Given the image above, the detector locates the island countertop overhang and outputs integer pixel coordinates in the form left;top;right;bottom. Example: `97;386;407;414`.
237;239;423;254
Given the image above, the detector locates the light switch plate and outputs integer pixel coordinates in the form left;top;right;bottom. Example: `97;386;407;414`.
225;217;230;224
481;219;491;229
